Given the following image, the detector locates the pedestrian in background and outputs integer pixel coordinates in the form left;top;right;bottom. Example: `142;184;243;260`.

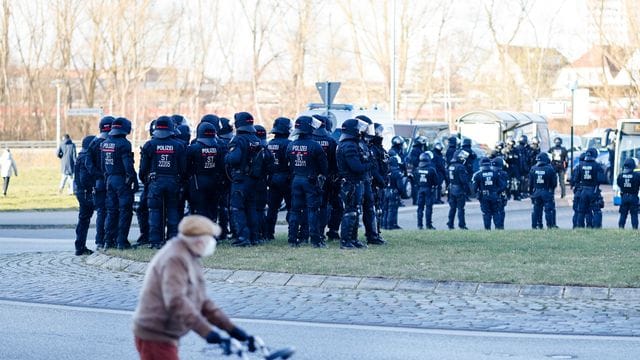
57;134;77;195
0;147;18;196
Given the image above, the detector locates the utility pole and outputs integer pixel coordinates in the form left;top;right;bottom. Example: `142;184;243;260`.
51;80;63;148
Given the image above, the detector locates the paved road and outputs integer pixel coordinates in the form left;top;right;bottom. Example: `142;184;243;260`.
3;300;640;360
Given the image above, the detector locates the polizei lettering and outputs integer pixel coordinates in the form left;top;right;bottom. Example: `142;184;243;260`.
156;145;174;168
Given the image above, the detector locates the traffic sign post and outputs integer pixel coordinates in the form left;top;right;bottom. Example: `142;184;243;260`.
315;82;341;110
67;108;104;117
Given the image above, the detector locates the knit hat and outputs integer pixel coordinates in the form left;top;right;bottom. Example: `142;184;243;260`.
178;215;221;237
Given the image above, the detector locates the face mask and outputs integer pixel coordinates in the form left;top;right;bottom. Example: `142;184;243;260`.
202;236;217;257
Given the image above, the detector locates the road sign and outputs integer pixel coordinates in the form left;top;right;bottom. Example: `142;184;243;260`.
67;108;103;117
316;82;341;108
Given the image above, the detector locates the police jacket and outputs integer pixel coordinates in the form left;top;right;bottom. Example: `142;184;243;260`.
186;139;225;179
445;145;457;166
387;166;404;193
432;152;447;182
515;144;531;173
312;132;337;176
447;161;470;196
224;131;262;180
461;144;476;174
369;138;388;189
286;134;328;178
86;133;108;181
473;167;505;195
406;146;422;173
73;149;93;192
504;147;522;177
417;164;438;189
267;136;292;174
573;159;606;188
337;136;369;181
139;137;186;182
101;135;136;179
548;145;568;170
617;169;640;195
528;163;557;193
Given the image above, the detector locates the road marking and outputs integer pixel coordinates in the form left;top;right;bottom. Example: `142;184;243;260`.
1;299;638;342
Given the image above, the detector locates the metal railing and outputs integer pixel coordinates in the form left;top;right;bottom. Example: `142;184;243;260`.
0;141;81;149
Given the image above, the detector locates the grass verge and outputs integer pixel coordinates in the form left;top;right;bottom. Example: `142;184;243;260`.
112;229;640;288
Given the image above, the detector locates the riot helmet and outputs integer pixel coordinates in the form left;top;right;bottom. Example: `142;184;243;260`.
518;134;528;145
418;151;432;167
99;116;115;133
391;135;405;147
234;112;256;133
554;137;562;146
196;122;217;147
271;117;292;135
536;152;550;165
109;117;131;136
153;116;174;139
218;117;234;139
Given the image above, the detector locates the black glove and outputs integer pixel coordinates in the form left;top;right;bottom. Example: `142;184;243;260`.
229;327;256;352
206;331;222;344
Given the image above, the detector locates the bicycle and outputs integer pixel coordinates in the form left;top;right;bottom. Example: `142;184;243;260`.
203;336;295;360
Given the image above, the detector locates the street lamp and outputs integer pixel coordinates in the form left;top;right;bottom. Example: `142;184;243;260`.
51;80;63;148
570;80;578;171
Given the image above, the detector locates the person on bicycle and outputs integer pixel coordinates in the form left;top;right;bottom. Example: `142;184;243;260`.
133;215;254;360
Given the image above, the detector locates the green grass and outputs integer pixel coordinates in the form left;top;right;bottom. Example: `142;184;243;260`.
112;229;640;288
0;167;78;211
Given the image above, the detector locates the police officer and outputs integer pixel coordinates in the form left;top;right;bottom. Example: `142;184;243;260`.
529;152;557;229
490;156;509;229
390;135;407;173
504;137;522;200
548;137;568;198
73;135;96;256
406;136;427;205
186;121;225;221
368;123;389;238
101;117;138;250
447;150;470;230
529;137;541;167
336;119;368;249
217;117;234;239
286;116;328;247
355;115;386;245
490;141;505;159
445;135;458;165
133;119;155;248
460;138;476;178
416;152;438;230
432;143;447;204
224;112;262;247
616;158;640;229
382;155;403;230
311;114;341;241
140;116;186;249
265;117;292;241
172;120;191;221
254;124;274;243
516;135;531;198
473;157;506;230
571;152;588;228
572;147;606;228
85;116;113;250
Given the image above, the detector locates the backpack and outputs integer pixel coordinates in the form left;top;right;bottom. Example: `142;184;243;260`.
247;143;268;179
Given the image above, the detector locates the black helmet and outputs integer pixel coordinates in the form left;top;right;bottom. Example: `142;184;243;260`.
507;137;516;146
153;116;174;139
109;117;131;136
147;119;156;137
623;158;637;173
355;114;373;124
491;156;505;169
176;124;191;143
81;135;96;150
456;149;469;163
218;117;233;139
462;138;472;147
392;135;405;146
312;114;330;136
584;147;598;161
171;114;187;127
414;136;427;146
99;116;115;133
196;122;217;146
255;125;267;145
294;116;315;135
373;123;384;139
200;114;220;132
418;151;432;167
340;119;360;138
518;134;528;145
448;135;458;147
234;112;256;133
554;137;562;146
495;141;505;150
479;156;491;169
536;152;550;165
271;117;292;135
531;137;540;146
433;142;443;153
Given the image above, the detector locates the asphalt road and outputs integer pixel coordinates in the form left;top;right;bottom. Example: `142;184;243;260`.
2;300;639;360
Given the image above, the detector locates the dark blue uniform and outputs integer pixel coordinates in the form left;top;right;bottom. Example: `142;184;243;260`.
406;144;423;205
504;144;522;200
73;136;96;255
286;133;328;247
186;136;225;221
254;125;274;243
313;128;340;241
101;127;137;249
528;157;557;229
617;160;640;229
217;133;232;237
432;146;447;204
416;158;438;230
572;150;606;228
473;160;506;230
140;135;186;248
265;136;291;239
491;157;509;228
549;144;568;198
382;158;403;230
447;154;470;229
336;122;369;249
369;137;388;237
86;124;111;248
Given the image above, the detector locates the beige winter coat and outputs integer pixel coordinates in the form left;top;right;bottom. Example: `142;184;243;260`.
132;235;233;345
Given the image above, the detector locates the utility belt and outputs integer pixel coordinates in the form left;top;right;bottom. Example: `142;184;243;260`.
148;172;178;182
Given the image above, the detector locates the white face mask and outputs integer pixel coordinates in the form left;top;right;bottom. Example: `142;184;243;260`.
202;236;217;257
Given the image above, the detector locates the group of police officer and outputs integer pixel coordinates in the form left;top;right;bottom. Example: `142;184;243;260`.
71;113;627;256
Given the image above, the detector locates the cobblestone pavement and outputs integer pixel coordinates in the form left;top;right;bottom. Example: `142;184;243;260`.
1;251;639;337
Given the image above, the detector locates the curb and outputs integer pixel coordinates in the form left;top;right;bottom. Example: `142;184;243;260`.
85;253;640;301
